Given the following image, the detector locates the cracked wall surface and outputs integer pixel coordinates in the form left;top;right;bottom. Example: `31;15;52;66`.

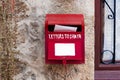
13;0;94;80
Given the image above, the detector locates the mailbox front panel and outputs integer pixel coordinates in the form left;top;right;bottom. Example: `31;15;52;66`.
45;14;85;64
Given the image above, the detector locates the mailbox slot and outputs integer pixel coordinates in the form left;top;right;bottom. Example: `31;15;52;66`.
48;25;82;32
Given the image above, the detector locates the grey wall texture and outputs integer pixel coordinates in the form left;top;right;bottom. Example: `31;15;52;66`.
13;0;94;80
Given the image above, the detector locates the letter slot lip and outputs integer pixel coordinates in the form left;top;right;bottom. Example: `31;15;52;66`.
45;14;85;64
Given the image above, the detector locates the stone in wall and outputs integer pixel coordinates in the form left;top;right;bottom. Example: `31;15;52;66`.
13;0;94;80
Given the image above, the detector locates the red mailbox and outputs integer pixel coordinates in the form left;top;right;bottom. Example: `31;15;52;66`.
45;14;84;65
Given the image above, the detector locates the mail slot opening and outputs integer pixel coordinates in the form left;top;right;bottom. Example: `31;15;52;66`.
48;25;82;32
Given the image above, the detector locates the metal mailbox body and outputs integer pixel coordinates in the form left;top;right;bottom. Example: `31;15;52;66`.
45;14;85;64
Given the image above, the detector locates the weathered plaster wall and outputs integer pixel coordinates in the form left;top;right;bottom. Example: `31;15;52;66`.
14;0;94;80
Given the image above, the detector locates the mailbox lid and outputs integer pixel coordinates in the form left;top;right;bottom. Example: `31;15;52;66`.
46;14;84;26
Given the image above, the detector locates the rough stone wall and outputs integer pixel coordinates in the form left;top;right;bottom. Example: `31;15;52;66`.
14;0;94;80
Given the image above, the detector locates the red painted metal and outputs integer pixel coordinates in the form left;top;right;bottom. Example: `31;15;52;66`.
45;14;85;64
